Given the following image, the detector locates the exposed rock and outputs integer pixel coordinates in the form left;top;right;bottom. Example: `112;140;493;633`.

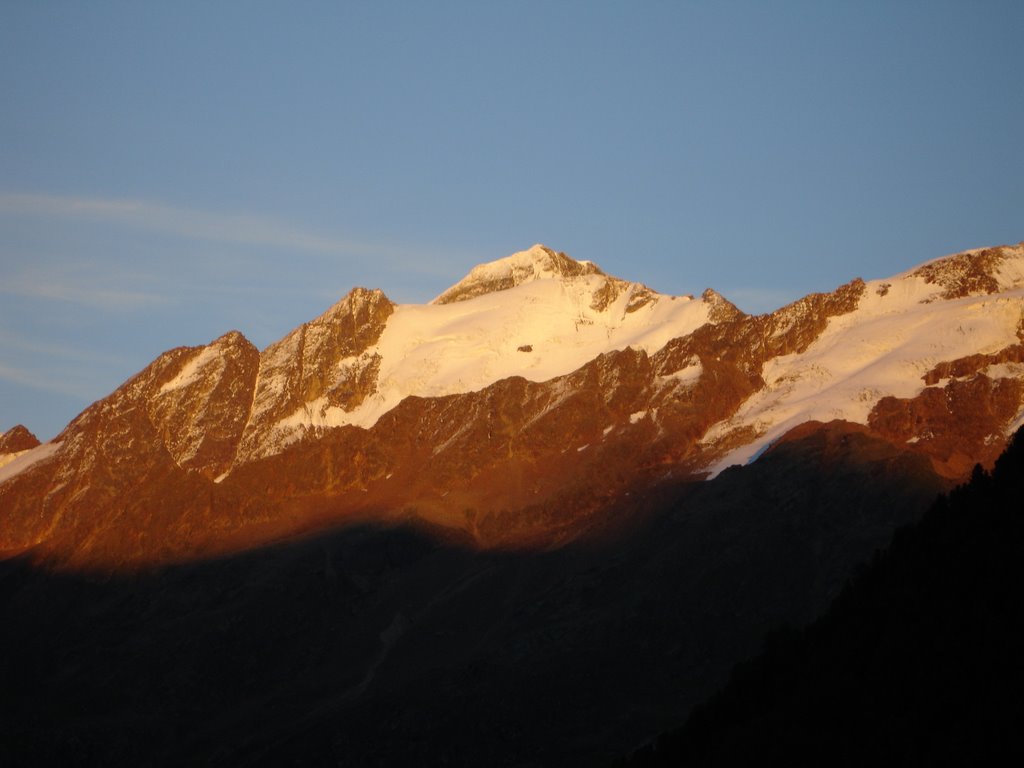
147;330;260;476
2;243;1022;568
869;373;1024;477
701;288;744;324
0;425;40;454
234;287;395;463
0;330;263;564
912;243;1023;299
0;418;952;768
432;244;604;304
922;344;1024;385
817;246;1024;476
5;239;1024;768
589;275;657;313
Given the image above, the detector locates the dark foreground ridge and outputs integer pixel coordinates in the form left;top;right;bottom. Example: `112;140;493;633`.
0;423;946;767
617;427;1024;767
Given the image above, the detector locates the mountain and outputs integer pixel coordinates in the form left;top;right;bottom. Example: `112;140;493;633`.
0;425;39;456
0;417;951;767
2;242;1023;568
616;427;1024;767
2;240;1022;765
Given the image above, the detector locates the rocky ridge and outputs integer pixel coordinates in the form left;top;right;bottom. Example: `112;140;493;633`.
234;287;395;463
431;244;604;304
0;425;39;456
2;242;1023;568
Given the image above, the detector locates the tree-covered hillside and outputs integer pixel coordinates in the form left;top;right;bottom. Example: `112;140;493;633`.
618;428;1024;767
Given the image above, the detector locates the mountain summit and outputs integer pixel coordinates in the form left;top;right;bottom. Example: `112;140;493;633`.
2;242;1023;568
431;244;607;304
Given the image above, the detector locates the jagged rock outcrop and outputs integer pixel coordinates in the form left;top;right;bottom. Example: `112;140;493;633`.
0;425;40;454
147;330;260;476
0;331;258;562
869;373;1024;478
2;242;1023;568
922;343;1024;385
912;245;1010;299
234;286;395;463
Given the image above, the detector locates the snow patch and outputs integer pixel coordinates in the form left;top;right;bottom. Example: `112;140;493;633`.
745;438;778;466
0;450;29;471
982;362;1024;381
160;346;223;393
660;359;703;386
0;442;60;486
1007;406;1024;437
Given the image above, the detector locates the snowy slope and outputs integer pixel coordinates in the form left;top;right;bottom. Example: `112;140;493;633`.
275;252;710;438
244;241;1024;469
0;442;60;486
702;244;1024;474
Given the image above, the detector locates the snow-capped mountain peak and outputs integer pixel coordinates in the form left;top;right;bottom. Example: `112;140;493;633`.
431;244;605;305
3;241;1023;568
236;247;711;462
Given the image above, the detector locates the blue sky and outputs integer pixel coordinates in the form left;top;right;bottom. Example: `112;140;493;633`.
2;1;1022;441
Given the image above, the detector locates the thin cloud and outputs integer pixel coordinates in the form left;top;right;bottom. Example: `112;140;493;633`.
0;269;170;311
0;363;90;399
0;329;132;367
0;192;422;262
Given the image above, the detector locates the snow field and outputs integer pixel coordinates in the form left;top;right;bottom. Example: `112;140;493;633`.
278;271;711;433
703;267;1024;475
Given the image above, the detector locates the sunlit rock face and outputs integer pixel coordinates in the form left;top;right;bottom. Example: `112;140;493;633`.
148;330;260;477
233;286;396;464
0;425;40;454
2;242;1023;568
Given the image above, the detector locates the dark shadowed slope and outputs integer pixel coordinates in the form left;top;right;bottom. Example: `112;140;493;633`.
0;422;948;767
617;428;1024;768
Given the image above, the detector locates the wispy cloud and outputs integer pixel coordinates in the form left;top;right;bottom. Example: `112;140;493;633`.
0;329;132;367
1;192;403;260
0;192;476;292
1;272;169;311
0;363;90;399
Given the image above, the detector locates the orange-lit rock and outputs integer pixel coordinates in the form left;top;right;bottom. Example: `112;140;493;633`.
0;425;40;454
2;243;1023;570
